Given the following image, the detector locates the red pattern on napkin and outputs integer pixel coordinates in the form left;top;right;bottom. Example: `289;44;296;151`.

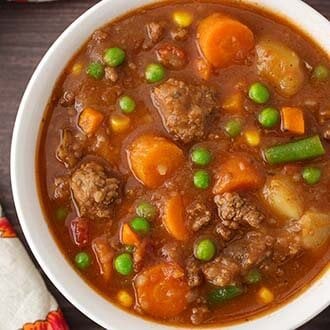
23;309;69;330
0;217;16;238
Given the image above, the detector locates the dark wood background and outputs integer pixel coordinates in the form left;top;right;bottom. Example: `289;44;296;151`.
0;0;329;329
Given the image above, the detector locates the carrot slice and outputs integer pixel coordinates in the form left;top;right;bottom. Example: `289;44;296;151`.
128;135;184;188
121;223;141;246
134;262;189;318
198;14;255;68
281;107;305;135
91;237;114;281
213;154;265;194
79;107;104;135
163;194;188;241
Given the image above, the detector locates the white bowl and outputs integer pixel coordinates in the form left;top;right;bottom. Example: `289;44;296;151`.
11;0;330;329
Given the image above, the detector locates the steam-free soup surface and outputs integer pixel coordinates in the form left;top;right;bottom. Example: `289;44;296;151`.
37;0;330;326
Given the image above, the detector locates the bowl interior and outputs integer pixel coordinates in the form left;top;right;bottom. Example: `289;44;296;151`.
11;0;330;329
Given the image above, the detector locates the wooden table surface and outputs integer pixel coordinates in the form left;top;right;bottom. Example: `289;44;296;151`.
0;0;329;329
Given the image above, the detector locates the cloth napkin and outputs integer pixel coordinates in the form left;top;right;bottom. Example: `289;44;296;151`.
0;204;69;330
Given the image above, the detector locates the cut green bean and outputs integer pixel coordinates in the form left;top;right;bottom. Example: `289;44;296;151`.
264;135;325;165
207;285;244;305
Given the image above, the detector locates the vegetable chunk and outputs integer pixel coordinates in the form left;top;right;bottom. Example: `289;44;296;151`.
198;14;255;68
256;39;304;97
134;262;189;318
262;175;303;221
163;194;188;241
300;211;330;249
79;107;104;135
281;107;305;135
213;154;265;194
128;135;184;188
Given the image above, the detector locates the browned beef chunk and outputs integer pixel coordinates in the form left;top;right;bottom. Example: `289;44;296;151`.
202;255;240;287
156;43;187;69
214;193;265;240
187;200;212;232
272;222;302;262
191;305;210;325
143;22;164;49
186;256;203;287
171;27;188;41
151;79;217;143
161;241;183;263
54;176;70;200
56;129;85;168
224;231;274;270
202;231;273;286
59;90;75;107
71;162;120;218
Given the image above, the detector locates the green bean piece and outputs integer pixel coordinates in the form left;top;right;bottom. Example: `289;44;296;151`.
207;285;244;305
264;135;325;165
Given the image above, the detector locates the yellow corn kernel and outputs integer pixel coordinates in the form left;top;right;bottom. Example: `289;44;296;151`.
244;129;261;147
222;92;243;114
110;113;131;133
173;11;193;28
117;290;133;308
71;63;83;75
258;287;274;304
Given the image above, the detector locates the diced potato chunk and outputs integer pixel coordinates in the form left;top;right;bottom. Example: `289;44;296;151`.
262;175;304;221
300;210;330;249
256;39;305;97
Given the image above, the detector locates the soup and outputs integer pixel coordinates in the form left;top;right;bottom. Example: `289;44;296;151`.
37;0;330;326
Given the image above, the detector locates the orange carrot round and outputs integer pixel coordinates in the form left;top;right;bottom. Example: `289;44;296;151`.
128;135;184;188
198;14;255;68
134;262;189;318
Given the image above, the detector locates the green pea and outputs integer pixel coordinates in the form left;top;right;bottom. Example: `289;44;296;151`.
114;253;134;276
119;95;136;114
302;166;322;185
136;201;157;220
224;119;242;138
145;63;165;83
312;64;329;81
194;239;216;261
86;62;104;80
245;269;262;284
193;170;210;189
130;217;151;235
191;147;212;166
75;252;91;269
258;107;280;129
248;82;270;104
55;206;69;221
104;47;126;67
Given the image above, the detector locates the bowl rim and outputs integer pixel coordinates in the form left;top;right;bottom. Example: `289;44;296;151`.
10;0;330;329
